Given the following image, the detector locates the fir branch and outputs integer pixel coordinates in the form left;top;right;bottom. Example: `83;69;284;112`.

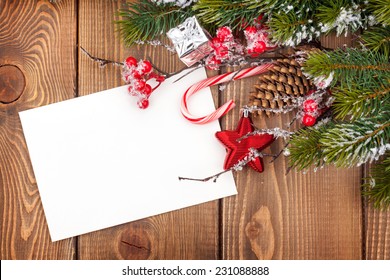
116;0;194;46
268;11;320;46
320;114;390;167
316;0;365;36
332;81;390;120
363;152;390;209
316;0;350;26
367;0;390;26
193;0;263;31
361;26;390;57
289;123;333;170
290;113;390;170
303;48;390;86
258;0;318;14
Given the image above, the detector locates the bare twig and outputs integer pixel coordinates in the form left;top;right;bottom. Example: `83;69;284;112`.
287;114;298;128
285;165;293;175
147;59;170;76
172;65;204;83
178;149;276;183
270;141;290;163
80;46;123;67
178;169;231;183
80;45;286;85
172;47;287;84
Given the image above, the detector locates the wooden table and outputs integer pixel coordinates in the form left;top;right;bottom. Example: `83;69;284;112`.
1;0;389;260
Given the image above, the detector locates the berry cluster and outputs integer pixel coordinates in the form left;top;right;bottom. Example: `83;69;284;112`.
206;26;244;70
122;56;165;109
301;89;331;126
205;17;276;70
244;23;275;57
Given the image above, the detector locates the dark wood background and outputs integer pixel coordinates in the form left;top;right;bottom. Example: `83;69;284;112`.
1;0;389;260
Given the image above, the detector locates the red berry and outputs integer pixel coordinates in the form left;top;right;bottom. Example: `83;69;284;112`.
134;79;146;91
216;26;232;41
211;37;223;49
245;26;257;34
306;89;316;95
253;41;266;53
303;99;318;112
137;98;149;109
130;69;142;80
140;60;152;74
143;84;152;96
302;114;316;126
247;48;258;58
125;56;138;67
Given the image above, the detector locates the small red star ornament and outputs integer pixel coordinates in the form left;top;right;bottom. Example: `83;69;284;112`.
215;114;274;172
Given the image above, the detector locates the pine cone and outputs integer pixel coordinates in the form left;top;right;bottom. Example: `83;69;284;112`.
248;58;313;117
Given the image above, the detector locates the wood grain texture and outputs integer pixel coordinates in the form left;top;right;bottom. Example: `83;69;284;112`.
365;206;390;259
322;33;390;260
220;34;363;260
2;0;389;260
0;65;25;103
0;0;76;259
77;0;219;259
364;164;390;259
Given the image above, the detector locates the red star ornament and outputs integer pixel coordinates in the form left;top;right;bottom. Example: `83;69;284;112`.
215;115;274;172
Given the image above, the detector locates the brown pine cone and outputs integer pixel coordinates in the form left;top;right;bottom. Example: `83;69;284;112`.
248;58;313;117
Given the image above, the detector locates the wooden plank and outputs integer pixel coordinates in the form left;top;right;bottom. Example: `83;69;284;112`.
364;163;390;259
365;205;390;259
0;0;77;259
78;0;219;259
324;34;390;260
221;34;363;259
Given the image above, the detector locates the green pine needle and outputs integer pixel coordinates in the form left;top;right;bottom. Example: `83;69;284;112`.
332;81;390;120
320;114;390;167
316;0;346;25
316;0;365;36
363;152;390;209
268;12;318;45
116;0;194;46
289;123;332;170
290;114;390;170
303;48;390;86
361;26;390;57
367;0;390;26
193;0;264;30
256;0;318;13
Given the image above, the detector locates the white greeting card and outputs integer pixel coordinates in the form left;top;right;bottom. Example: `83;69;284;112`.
19;68;237;241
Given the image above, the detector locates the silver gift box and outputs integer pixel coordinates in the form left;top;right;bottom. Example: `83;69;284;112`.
167;16;213;67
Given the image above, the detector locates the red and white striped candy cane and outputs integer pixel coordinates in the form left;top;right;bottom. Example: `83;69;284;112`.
181;64;274;124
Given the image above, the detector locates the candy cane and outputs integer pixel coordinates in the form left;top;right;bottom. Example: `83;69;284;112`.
181;64;274;124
